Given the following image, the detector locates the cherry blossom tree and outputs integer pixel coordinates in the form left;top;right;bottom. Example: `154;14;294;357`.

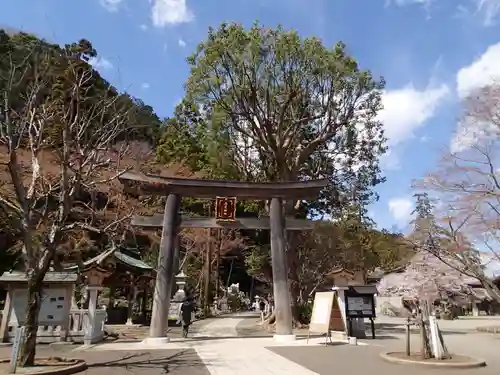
377;251;473;302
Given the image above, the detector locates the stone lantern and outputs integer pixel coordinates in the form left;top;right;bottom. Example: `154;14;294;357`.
81;265;111;345
172;271;187;302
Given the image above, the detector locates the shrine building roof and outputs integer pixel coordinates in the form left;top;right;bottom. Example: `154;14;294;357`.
0;271;78;284
65;247;153;272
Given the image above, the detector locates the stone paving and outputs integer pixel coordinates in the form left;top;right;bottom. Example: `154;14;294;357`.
373;315;500;333
80;312;352;375
5;314;500;375
106;318;212;341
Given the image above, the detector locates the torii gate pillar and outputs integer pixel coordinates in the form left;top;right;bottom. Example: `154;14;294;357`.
119;172;328;343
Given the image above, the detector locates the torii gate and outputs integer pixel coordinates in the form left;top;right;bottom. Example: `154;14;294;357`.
119;172;327;343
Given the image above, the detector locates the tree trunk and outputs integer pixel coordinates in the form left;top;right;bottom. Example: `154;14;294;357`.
481;277;500;304
19;277;44;367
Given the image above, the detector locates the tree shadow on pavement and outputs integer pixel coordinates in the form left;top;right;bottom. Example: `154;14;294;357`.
86;350;209;373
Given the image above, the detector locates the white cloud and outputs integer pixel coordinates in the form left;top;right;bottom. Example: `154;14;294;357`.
474;0;500;26
99;0;124;12
140;24;148;31
151;0;194;27
388;197;414;223
387;0;434;17
452;42;500;152
387;0;433;6
141;82;150;89
88;56;113;71
377;84;450;146
178;38;186;47
390;0;500;26
456;42;500;98
380;148;401;170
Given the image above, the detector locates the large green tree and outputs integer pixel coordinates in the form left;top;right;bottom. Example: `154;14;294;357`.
161;23;387;313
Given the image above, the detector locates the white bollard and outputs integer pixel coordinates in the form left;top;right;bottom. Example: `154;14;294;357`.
348;336;358;345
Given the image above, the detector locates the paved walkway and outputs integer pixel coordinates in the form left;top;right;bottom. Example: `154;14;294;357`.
81;312;350;375
373;315;500;333
192;315;244;338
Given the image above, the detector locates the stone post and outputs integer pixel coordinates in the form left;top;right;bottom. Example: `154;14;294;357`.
126;284;137;325
146;193;181;344
269;197;295;342
84;286;102;345
472;301;479;317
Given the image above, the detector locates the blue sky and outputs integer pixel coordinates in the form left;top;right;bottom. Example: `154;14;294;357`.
2;0;500;232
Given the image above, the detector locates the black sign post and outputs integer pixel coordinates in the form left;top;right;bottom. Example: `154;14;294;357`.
344;287;376;339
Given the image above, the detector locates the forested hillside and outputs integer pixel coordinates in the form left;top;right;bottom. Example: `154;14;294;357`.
0;29;163;272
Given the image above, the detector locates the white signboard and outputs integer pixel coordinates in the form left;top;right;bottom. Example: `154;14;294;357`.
309;291;335;334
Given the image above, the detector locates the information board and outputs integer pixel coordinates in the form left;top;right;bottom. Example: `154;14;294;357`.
345;293;375;318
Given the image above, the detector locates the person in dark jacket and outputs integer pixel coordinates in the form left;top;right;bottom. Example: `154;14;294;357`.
178;297;194;338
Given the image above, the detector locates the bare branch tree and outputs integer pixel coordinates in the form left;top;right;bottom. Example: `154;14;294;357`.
414;84;500;304
0;38;146;366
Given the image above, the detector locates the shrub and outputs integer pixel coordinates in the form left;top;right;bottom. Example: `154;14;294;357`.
297;301;313;325
227;294;243;312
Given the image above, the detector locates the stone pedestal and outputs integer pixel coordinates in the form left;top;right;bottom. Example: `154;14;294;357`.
273;334;296;343
142;336;170;346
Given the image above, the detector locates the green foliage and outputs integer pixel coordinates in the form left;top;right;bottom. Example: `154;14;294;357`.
227;293;243;312
244;244;272;282
156;98;240;180
297;301;313;325
178;22;386;216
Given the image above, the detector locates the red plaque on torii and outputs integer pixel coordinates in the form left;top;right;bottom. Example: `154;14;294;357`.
215;197;237;222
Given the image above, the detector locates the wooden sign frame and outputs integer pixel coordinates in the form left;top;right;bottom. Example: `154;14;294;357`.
307;291;347;346
215;197;237;222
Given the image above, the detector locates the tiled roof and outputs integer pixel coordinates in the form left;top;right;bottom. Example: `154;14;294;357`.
64;247;153;271
0;271;78;283
114;250;153;270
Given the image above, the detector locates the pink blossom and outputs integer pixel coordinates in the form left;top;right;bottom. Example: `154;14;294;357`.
377;251;474;301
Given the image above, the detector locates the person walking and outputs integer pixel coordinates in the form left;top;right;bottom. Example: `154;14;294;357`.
178;297;194;338
259;298;266;323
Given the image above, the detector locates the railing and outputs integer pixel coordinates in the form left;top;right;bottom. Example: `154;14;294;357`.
6;309;106;344
69;309;107;344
